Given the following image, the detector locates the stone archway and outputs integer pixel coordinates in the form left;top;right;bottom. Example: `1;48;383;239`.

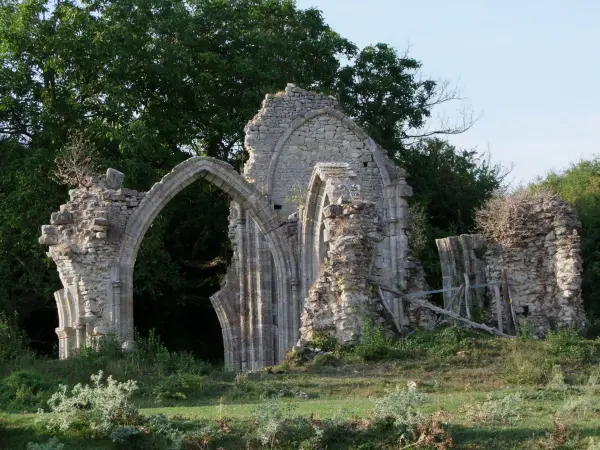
40;156;297;370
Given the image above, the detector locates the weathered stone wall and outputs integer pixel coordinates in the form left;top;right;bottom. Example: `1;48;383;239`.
243;84;420;328
436;195;585;334
41;84;426;368
39;169;144;356
298;199;388;346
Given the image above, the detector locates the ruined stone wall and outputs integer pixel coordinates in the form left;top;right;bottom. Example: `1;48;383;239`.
41;84;427;368
242;84;420;329
436;194;585;334
298;200;389;346
39;169;144;356
483;195;584;332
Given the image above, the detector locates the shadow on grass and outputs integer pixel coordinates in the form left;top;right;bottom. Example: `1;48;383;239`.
452;424;600;449
0;423;112;450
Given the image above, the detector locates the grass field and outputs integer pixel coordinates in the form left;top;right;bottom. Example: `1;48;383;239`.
3;328;600;449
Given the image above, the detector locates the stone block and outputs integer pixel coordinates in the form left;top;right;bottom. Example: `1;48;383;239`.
105;168;125;189
39;233;59;246
93;217;108;227
51;210;74;225
119;188;138;197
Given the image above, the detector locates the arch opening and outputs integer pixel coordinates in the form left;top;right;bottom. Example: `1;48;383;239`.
118;157;296;370
132;179;231;362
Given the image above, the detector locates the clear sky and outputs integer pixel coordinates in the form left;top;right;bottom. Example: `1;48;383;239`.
295;0;600;186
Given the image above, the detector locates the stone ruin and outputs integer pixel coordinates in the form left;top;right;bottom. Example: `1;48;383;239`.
40;84;430;370
40;84;586;369
436;193;585;335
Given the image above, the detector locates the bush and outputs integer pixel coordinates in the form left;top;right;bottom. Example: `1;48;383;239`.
465;391;523;426
371;382;427;431
252;399;297;448
152;373;207;403
0;311;31;361
26;438;65;450
354;318;394;360
44;370;140;437
546;329;587;361
0;369;59;411
307;330;339;352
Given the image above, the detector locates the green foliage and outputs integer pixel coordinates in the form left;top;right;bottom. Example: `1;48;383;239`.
353;317;394;360
152;373;207;403
252;398;297;448
396;139;507;285
0;369;58;411
26;438;65;450
0;0;488;359
466;392;523;426
44;370;140;438
307;329;339;353
0;311;31;361
335;43;436;152
547;329;587;360
371;383;427;430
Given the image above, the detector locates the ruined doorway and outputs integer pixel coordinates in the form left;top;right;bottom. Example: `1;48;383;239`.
133;180;230;362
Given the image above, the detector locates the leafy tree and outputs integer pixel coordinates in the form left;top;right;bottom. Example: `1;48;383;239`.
0;0;489;357
397;138;507;284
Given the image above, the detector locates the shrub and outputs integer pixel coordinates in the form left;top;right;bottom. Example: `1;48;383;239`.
354;318;394;360
309;352;340;370
0;369;59;411
252;399;297;448
0;311;31;361
44;370;140;437
546;329;587;362
131;329;170;365
307;329;338;352
371;382;427;431
152;373;206;403
26;438;65;450
466;391;523;426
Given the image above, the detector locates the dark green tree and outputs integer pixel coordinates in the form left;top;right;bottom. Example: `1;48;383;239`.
0;0;495;357
397;138;507;284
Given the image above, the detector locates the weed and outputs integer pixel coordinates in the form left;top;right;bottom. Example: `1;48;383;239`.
465;391;523;426
371;382;427;431
43;370;140;437
252;399;297;448
354;317;393;360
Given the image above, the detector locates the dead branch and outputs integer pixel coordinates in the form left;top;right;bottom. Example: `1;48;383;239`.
402;78;483;146
377;284;514;338
53;131;100;187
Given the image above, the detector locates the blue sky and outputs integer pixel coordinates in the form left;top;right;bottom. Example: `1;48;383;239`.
295;0;599;186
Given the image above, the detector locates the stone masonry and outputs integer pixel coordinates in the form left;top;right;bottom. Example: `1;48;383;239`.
436;194;585;335
41;84;427;369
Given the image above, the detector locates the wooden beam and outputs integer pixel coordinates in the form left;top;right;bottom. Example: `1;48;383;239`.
377;284;514;338
377;286;403;335
493;284;503;333
463;273;471;319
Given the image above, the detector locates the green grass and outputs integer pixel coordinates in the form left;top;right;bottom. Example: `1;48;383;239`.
5;390;600;449
3;328;600;448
